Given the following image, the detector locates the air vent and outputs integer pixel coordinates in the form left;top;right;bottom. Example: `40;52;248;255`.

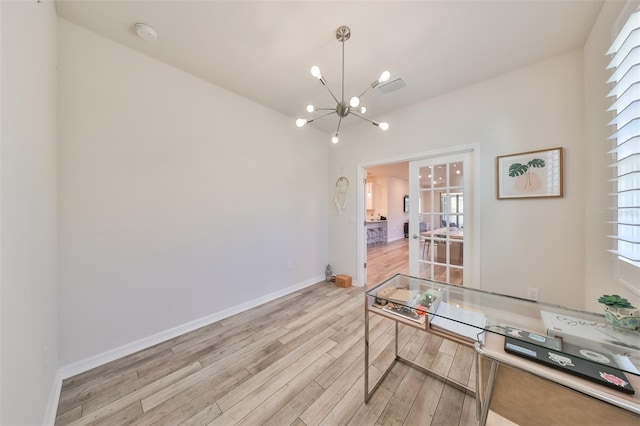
377;77;407;94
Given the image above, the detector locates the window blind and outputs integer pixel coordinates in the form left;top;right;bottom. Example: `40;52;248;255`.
606;7;640;267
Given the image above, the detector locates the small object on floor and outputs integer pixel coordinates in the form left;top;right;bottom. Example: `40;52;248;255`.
335;274;352;288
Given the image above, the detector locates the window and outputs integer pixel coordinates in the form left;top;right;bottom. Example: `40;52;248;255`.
606;8;640;271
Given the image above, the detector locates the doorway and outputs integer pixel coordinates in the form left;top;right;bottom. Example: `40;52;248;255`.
359;146;479;288
364;163;410;286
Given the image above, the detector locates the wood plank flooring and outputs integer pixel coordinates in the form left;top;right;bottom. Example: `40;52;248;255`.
367;238;462;287
366;238;409;287
55;240;495;425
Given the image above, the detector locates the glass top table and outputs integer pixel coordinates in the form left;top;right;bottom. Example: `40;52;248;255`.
365;274;640;378
364;274;640;423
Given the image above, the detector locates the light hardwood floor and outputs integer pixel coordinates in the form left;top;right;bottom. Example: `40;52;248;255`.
367;238;463;287
55;241;481;426
366;238;409;287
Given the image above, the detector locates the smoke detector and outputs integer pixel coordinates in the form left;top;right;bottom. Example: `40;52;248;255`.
134;23;158;42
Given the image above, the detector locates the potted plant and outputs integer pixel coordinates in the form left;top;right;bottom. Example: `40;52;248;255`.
597;294;639;331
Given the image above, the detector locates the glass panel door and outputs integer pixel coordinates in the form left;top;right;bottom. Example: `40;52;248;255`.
409;153;469;284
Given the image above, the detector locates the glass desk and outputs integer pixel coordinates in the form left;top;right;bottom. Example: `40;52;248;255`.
364;274;640;425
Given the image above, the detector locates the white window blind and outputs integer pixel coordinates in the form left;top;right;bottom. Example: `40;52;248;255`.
606;7;640;268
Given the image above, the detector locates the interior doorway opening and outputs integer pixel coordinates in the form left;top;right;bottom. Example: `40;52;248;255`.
364;162;410;287
359;145;479;289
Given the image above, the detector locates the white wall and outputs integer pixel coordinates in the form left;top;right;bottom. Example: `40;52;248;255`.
58;19;329;366
583;0;640;310
387;176;409;241
331;50;586;308
1;1;59;425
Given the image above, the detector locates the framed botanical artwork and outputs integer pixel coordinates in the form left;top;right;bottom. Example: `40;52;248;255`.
497;147;563;199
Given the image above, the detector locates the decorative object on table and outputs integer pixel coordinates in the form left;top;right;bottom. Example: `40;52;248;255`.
497;147;563;199
598;294;639;331
383;304;426;324
422;290;440;308
295;26;390;144
325;264;332;282
373;286;396;306
334;176;349;214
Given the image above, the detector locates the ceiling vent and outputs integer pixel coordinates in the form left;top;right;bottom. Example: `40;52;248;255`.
377;77;407;94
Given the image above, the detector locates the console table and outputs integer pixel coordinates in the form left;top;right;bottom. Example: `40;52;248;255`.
364;274;640;425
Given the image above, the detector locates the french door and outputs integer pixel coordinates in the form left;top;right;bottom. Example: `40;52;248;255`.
409;152;471;284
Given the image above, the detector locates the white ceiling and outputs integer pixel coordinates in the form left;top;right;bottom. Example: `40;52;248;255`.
54;0;603;134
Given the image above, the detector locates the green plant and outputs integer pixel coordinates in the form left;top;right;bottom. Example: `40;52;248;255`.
597;294;635;309
508;158;545;189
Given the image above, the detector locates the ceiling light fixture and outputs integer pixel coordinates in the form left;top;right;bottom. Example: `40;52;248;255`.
296;26;390;144
134;23;158;42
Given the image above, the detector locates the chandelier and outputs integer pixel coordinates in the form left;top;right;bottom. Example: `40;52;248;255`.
295;26;390;144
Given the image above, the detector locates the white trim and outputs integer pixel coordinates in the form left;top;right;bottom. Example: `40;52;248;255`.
357;143;481;287
614;259;640;300
43;371;63;426
612;0;640;39
388;236;406;243
58;275;323;380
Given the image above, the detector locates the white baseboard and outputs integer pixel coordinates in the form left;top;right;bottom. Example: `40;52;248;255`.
58;275;324;381
387;236;407;242
43;371;62;426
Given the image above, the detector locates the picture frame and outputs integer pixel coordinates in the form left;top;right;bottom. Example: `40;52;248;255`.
497;147;563;199
403;195;409;213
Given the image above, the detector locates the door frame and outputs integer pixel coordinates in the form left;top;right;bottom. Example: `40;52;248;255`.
357;143;481;287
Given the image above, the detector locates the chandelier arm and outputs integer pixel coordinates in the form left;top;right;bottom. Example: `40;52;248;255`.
306;111;337;123
356;85;374;100
350;111;377;125
318;80;340;105
335;115;343;135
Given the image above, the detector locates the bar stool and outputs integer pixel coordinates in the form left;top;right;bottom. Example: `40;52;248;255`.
371;228;380;244
379;227;387;244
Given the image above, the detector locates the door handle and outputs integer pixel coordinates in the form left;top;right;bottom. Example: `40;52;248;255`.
412;234;419;239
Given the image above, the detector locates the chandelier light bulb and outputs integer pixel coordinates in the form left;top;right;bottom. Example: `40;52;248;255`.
296;118;307;128
379;71;391;83
349;96;360;108
379;122;389;131
331;134;339;144
306;104;315;113
310;66;321;79
359;106;367;114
